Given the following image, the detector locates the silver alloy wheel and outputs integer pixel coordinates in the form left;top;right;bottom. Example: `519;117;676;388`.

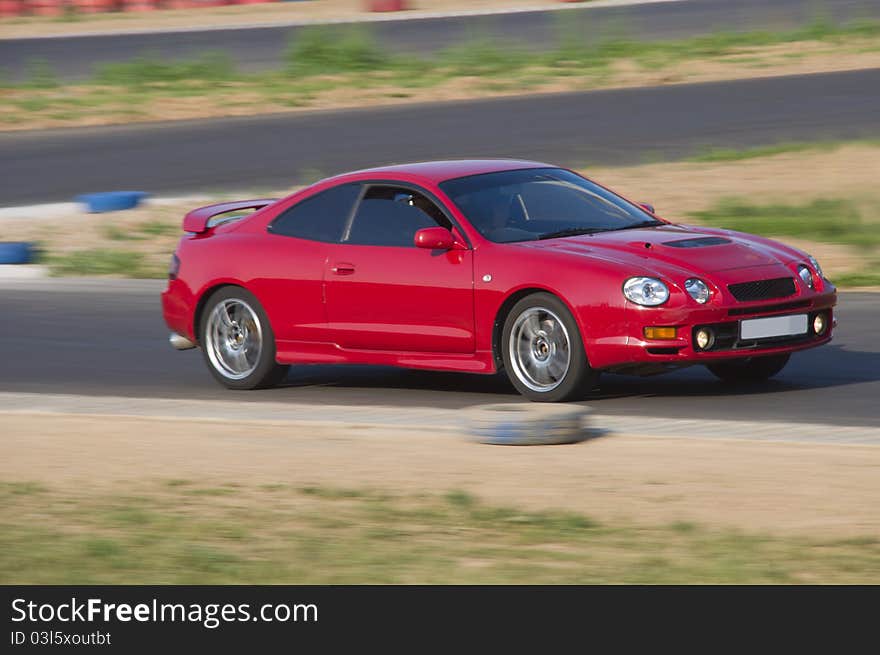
508;306;572;392
204;298;263;380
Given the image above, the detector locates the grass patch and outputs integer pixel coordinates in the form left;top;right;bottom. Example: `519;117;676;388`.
299;486;365;500
137;219;177;237
1;482;878;584
0;482;48;496
687;140;866;163
183;487;238;497
94;52;236;87
46;248;163;278
284;26;390;77
832;269;880;287
101;220;176;241
22;58;58;89
445;489;476;508
689;198;880;249
101;224;146;241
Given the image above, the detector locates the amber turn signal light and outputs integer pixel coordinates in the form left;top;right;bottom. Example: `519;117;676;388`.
643;326;677;340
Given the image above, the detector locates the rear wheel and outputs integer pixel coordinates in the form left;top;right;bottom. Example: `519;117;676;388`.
200;287;289;390
706;353;790;383
501;292;597;402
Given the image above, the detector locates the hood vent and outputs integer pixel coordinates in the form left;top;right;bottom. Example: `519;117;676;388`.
663;236;731;248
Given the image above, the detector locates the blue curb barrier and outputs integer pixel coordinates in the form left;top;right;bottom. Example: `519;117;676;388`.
0;242;37;265
77;191;149;213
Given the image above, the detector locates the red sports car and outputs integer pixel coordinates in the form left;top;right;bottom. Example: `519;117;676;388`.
162;159;836;401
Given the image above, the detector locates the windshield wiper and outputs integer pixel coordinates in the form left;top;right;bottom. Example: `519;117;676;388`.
603;220;663;232
536;227;604;241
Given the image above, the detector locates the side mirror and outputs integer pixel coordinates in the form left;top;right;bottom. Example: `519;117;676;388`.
639;202;655;214
414;227;455;250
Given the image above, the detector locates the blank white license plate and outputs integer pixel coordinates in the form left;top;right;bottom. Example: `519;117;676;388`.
740;314;808;340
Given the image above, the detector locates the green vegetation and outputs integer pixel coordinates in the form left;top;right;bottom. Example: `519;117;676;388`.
686;140;877;163
1;481;878;583
101;219;177;241
833;269;880;287
690;198;880;249
94;52;235;87
284;26;390;76
46;248;163;278
21;58;58;89
137;219;178;237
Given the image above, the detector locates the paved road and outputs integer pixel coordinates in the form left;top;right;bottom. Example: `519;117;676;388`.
3;68;880;206
0;280;876;427
1;0;879;81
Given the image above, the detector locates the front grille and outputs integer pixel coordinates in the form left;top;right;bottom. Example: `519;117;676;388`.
728;299;811;317
728;277;796;302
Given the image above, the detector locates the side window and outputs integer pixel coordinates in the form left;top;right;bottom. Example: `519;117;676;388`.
268;183;360;242
344;186;452;247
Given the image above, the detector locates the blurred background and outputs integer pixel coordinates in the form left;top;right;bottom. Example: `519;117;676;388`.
1;0;879;584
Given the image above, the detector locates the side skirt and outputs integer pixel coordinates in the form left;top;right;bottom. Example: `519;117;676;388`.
275;340;496;374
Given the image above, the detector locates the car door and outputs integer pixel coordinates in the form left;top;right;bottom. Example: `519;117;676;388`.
324;184;475;353
254;183;360;343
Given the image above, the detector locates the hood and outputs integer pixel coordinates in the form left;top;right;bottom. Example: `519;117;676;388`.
517;224;801;275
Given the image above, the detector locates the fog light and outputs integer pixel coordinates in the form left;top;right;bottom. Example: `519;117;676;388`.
695;328;715;351
813;313;827;335
644;326;677;340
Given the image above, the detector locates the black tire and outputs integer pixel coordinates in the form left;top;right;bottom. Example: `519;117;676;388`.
199;286;289;390
706;353;790;383
500;292;598;402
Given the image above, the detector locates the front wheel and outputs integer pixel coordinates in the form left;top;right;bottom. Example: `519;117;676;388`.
200;286;289;390
501;292;597;402
706;353;790;383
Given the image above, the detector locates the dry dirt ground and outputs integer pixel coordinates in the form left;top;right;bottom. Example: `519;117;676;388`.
3;412;879;539
2;143;876;281
2;1;599;39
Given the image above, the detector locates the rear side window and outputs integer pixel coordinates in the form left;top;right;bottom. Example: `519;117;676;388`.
268;183;360;242
344;186;452;247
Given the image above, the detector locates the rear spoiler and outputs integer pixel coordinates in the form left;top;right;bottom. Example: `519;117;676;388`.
182;198;278;234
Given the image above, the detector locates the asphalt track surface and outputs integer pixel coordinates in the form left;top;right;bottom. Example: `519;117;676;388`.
3;67;880;206
2;0;879;81
0;281;876;427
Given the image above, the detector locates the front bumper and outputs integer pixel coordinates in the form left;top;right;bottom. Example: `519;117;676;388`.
596;287;837;371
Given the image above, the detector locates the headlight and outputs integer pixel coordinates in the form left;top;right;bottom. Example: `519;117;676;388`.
684;278;710;304
623;277;669;306
808;255;824;279
797;264;814;289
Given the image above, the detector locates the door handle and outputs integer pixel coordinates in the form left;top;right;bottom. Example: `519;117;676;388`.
331;263;355;276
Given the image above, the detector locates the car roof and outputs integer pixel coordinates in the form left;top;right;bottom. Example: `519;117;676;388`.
329;159;554;186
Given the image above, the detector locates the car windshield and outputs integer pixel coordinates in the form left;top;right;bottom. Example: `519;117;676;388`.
439;167;661;243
